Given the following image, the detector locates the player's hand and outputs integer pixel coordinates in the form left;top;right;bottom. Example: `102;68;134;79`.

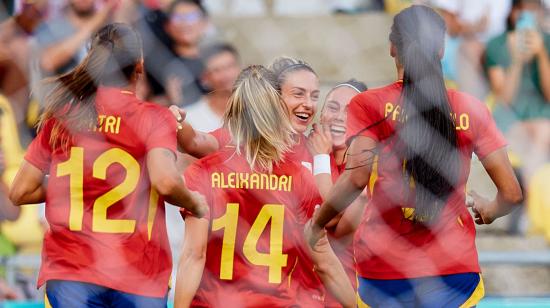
304;218;328;254
307;123;333;155
325;212;342;229
304;205;327;249
467;191;497;225
169;105;187;131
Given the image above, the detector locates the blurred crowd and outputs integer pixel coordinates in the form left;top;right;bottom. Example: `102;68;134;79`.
0;0;549;302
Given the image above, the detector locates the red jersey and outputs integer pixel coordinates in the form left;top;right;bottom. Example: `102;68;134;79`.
183;147;324;307
208;129;337;306
24;87;176;297
346;81;507;279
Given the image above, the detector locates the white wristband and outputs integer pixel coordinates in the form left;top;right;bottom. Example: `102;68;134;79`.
313;154;332;176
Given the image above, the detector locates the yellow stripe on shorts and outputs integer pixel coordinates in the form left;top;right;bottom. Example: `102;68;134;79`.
459;274;485;308
45;292;53;308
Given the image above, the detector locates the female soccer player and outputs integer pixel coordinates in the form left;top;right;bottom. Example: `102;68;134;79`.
174;65;353;308
310;79;368;308
307;5;523;307
9;23;207;307
172;56;321;169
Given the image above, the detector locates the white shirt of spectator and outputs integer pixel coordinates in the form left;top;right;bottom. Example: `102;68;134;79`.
430;0;512;42
185;98;223;132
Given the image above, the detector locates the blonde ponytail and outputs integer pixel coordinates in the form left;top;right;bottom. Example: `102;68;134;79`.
224;65;295;172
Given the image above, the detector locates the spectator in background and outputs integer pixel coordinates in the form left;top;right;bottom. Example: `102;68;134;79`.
146;0;208;107
0;109;21;300
33;0;117;76
185;43;241;132
0;0;48;143
431;0;511;99
485;0;550;178
0;111;20;222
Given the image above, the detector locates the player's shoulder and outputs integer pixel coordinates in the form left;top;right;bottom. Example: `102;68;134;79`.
446;89;485;112
194;147;238;171
139;101;171;114
351;82;402;107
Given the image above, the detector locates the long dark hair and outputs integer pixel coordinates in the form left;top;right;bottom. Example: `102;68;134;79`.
39;23;143;151
389;5;460;223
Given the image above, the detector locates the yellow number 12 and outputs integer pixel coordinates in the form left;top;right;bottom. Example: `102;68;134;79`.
56;147;146;234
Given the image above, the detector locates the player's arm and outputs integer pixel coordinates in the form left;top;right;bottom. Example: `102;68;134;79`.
177;121;219;158
169;106;219;158
147;148;207;217
9;161;47;206
331;193;367;241
304;218;355;308
174;215;209;308
469;148;523;224
313;137;377;231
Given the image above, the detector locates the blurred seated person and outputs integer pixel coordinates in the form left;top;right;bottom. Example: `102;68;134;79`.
145;0;208;107
33;0;118;75
185;43;241;132
485;0;550;178
32;0;117;104
0;112;20;222
0;96;44;254
432;0;511;99
0;0;48;143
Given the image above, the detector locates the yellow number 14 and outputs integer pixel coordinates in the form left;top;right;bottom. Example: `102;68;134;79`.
212;203;288;284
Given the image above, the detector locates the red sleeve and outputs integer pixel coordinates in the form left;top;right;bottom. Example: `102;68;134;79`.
209;128;231;148
181;160;211;220
346;92;382;142
24;119;54;172
470;98;507;159
145;106;177;154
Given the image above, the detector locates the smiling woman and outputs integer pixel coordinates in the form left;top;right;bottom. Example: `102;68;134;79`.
321;79;368;162
269;56;320;134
